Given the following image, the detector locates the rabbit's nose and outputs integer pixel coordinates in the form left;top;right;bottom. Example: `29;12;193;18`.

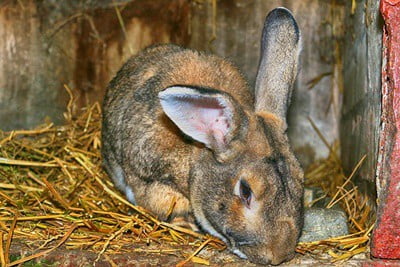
242;245;292;265
263;220;299;264
244;249;273;265
269;249;295;265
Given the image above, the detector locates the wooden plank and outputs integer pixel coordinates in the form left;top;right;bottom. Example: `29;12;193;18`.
1;0;344;168
371;0;400;259
0;0;190;130
340;0;382;198
190;0;345;167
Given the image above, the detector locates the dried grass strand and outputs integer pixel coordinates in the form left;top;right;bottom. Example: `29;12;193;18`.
4;216;17;265
0;232;5;267
176;238;212;267
0;89;373;265
7;223;79;267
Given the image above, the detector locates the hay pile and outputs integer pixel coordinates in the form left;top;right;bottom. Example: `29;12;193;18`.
297;121;374;262
0;89;224;267
0;90;374;266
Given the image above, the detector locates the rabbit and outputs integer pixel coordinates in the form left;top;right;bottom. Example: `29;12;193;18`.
101;7;304;265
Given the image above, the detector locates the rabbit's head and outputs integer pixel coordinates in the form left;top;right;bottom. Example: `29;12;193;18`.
159;8;303;265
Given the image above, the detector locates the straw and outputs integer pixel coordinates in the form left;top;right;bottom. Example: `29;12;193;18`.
0;91;373;265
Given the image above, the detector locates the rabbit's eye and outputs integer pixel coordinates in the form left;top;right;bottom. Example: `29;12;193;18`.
239;179;252;208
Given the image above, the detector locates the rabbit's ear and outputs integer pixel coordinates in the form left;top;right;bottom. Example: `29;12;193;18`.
255;7;301;123
159;86;242;152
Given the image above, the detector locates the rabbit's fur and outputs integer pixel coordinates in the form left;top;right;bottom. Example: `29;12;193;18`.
102;7;303;265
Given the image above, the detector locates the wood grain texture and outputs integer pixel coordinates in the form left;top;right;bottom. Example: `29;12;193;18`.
371;0;400;259
0;0;189;130
0;0;346;168
189;0;345;167
340;0;382;198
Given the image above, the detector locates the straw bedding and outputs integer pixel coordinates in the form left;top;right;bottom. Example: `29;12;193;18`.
0;90;374;266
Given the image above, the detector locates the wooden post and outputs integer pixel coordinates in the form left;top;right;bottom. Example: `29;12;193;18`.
371;0;400;259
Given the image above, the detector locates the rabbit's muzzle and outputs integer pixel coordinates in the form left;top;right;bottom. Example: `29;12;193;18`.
234;219;299;265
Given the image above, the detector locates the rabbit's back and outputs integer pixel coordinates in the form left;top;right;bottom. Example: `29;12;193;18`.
105;44;252;106
102;44;252;203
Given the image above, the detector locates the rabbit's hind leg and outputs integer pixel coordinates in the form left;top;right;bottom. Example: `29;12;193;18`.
132;180;190;222
103;152;137;205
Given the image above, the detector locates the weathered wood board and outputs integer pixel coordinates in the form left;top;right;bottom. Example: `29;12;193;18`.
0;0;189;129
371;0;400;259
190;0;345;167
1;0;346;167
340;0;382;199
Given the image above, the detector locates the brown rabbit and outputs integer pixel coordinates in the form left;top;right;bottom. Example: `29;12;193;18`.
102;7;303;265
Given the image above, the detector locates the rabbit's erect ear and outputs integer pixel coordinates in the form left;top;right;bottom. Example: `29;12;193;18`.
159;86;243;152
255;7;301;122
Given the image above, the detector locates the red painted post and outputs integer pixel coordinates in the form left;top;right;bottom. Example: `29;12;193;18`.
371;0;400;259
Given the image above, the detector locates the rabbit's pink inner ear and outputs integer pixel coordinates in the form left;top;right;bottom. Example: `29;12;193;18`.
189;110;229;148
208;116;229;146
159;88;233;149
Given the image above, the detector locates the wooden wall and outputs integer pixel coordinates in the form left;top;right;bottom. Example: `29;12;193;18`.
190;0;345;167
0;0;189;129
340;0;382;199
0;0;347;168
